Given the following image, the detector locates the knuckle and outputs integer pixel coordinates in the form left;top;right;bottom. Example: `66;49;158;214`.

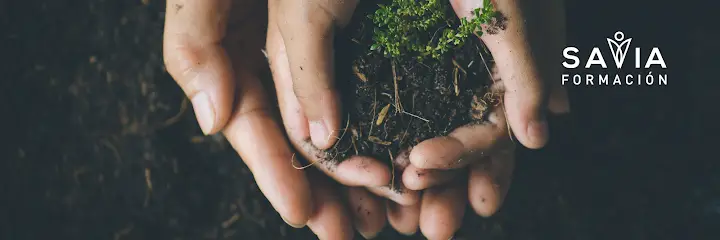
277;1;337;33
164;41;206;85
291;85;311;101
313;2;341;26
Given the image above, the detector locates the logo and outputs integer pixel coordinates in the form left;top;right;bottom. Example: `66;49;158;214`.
607;31;633;69
561;31;668;86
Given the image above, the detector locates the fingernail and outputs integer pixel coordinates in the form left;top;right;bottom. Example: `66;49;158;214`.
359;231;378;239
309;120;329;149
191;92;215;135
527;118;549;146
281;216;305;229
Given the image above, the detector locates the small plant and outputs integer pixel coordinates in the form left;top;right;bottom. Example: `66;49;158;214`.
325;0;501;179
369;0;496;60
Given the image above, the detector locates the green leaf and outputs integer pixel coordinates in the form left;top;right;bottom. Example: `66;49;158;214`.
367;0;496;61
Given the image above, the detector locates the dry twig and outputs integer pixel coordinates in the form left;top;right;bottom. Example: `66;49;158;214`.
391;61;403;113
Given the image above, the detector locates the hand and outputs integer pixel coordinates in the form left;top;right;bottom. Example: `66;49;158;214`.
268;0;571;238
397;102;515;240
164;0;415;238
386;0;571;239
266;0;422;237
163;0;359;238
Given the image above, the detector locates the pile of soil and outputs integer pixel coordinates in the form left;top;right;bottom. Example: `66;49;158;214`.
326;0;500;169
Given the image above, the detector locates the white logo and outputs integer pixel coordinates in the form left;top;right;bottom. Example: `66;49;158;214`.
561;31;668;86
607;31;632;69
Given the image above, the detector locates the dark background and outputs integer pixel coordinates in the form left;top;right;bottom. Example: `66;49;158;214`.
1;0;716;239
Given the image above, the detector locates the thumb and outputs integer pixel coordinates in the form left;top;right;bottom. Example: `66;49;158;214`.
163;0;234;135
451;0;563;149
274;0;358;149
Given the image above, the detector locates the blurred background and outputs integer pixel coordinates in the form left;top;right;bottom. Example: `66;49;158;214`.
1;0;716;239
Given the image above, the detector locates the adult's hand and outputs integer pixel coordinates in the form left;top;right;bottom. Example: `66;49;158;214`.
448;0;570;150
163;0;356;238
400;103;515;240
389;0;571;239
396;78;568;240
266;0;422;237
268;0;395;189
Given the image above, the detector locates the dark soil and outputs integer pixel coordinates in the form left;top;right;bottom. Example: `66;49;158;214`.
326;0;499;169
2;0;717;240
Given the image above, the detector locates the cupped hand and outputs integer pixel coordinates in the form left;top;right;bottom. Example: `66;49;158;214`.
163;0;360;238
385;0;571;239
266;0;423;237
164;0;416;239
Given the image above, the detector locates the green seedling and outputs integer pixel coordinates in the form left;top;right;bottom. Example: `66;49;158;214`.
369;0;496;60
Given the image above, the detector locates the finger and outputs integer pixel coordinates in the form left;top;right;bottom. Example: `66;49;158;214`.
365;150;419;205
420;182;467;240
451;0;550;149
221;64;312;228
346;187;387;239
409;105;507;170
300;145;392;187
275;0;358;149
468;144;515;217
267;15;391;188
402;165;461;191
367;184;420;206
491;64;570;115
163;0;234;135
307;173;354;240
387;200;420;236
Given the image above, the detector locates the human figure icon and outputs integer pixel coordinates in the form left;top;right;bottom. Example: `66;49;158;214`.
607;31;633;68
